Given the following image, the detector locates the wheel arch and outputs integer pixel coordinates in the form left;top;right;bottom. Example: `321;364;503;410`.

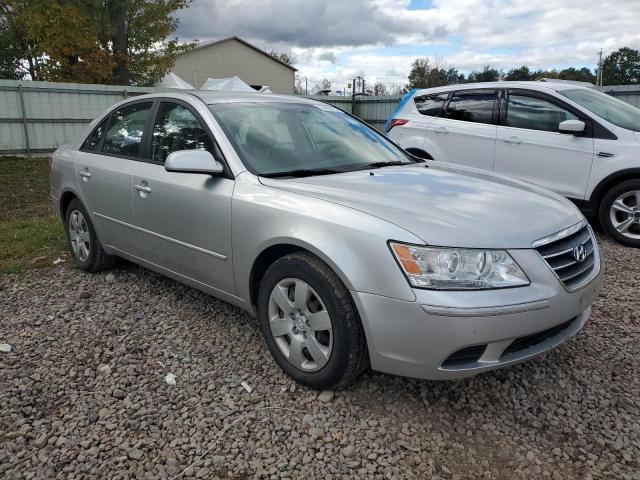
589;168;640;208
60;188;81;219
248;240;355;309
405;147;434;160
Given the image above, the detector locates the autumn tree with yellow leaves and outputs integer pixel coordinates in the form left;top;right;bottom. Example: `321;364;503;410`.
0;0;193;86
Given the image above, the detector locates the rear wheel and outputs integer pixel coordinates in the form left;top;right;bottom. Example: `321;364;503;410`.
257;253;369;389
599;179;640;247
65;198;116;271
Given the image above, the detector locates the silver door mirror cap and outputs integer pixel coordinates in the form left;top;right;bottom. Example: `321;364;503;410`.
164;150;224;175
559;119;586;134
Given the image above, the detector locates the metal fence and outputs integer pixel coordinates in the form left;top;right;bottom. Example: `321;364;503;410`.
1;79;639;156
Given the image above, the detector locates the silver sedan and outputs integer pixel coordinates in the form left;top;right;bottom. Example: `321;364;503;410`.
50;91;604;389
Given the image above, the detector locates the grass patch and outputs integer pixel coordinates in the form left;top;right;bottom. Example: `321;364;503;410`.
0;157;67;274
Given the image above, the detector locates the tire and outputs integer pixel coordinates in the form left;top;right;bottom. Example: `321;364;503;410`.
64;198;116;272
257;253;369;389
598;179;640;247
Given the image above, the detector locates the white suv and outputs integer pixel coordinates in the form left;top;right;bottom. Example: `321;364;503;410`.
386;81;640;247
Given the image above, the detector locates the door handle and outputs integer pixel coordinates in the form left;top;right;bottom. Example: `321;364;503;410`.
79;169;92;180
134;184;152;193
502;136;522;144
431;126;449;134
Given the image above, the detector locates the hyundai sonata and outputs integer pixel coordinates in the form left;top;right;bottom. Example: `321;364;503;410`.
50;91;604;389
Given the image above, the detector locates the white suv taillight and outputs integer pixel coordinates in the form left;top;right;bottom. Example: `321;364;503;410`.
386;118;409;132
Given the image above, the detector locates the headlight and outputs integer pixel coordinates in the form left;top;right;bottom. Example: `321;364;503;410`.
390;242;529;290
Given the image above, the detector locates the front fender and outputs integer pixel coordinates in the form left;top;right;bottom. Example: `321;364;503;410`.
231;174;421;304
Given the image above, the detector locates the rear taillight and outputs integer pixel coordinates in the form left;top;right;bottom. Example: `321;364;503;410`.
48;157;53;169
386;118;408;132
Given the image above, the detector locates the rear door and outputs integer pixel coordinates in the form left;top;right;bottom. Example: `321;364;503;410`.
425;89;498;170
131;99;236;294
76;100;153;251
388;92;449;152
494;89;595;199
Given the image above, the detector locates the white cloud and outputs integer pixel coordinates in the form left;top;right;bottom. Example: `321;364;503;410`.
176;0;640;84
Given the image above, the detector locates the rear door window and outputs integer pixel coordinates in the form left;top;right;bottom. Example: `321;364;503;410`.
151;102;214;163
444;90;497;124
101;102;153;157
414;93;449;117
507;93;579;133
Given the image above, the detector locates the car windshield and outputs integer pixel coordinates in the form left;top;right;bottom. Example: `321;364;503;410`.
560;88;640;132
209;102;417;176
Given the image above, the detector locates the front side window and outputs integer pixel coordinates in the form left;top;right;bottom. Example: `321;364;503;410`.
445;90;497;124
414;93;449;117
210;102;416;176
82;117;109;151
507;94;578;133
101;102;152;157
151;102;214;163
560;88;640;132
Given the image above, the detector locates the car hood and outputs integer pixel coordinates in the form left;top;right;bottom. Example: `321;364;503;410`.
259;163;583;249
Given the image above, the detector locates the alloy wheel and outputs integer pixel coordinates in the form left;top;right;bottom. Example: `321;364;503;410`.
267;278;333;372
69;209;91;262
609;190;640;241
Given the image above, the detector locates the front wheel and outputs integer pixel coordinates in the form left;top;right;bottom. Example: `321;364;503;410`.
599;180;640;247
257;253;369;389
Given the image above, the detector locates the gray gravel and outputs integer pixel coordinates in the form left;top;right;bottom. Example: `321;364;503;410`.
1;234;638;479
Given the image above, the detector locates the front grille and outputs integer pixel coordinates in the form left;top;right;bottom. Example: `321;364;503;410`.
500;317;577;358
534;224;598;290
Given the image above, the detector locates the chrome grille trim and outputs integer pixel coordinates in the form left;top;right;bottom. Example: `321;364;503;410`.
533;223;600;291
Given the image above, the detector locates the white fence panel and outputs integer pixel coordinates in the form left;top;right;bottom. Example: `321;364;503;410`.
1;80;639;156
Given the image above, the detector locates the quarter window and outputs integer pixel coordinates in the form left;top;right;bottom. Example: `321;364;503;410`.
507;94;578;133
102;102;152;157
81;118;109;151
445;91;497;124
151;102;214;163
414;93;449;117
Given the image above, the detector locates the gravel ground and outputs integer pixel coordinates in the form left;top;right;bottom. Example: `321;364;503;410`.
1;234;638;480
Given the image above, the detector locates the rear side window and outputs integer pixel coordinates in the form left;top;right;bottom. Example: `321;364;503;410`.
151;102;214;163
102;102;153;157
507;94;578;133
445;90;497;124
414;93;449;117
81;118;109;151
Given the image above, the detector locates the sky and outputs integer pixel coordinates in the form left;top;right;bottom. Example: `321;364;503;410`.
176;0;640;93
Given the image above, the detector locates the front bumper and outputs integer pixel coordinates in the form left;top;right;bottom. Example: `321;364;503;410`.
351;247;604;380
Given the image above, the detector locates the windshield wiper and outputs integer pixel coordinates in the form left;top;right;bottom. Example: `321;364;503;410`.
349;160;411;171
260;168;343;178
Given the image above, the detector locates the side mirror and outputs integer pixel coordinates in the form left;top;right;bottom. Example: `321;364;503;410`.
559;120;585;134
164;150;224;175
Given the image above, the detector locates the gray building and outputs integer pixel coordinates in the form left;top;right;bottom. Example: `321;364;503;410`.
172;36;296;94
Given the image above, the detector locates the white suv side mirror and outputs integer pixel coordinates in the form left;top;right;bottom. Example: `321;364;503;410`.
559;120;585;134
164;150;224;175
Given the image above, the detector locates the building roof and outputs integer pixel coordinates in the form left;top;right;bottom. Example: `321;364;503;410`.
179;36;298;72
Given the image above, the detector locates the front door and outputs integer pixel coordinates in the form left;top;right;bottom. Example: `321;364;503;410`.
131;100;236;295
494;90;594;199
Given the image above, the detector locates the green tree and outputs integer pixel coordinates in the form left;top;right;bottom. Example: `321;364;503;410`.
601;47;640;85
467;65;501;83
407;58;463;89
504;65;534;81
557;67;596;83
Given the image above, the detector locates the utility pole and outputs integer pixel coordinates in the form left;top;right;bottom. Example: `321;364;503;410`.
305;77;308;95
597;49;603;86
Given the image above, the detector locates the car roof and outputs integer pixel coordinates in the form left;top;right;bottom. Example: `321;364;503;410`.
413;81;593;96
